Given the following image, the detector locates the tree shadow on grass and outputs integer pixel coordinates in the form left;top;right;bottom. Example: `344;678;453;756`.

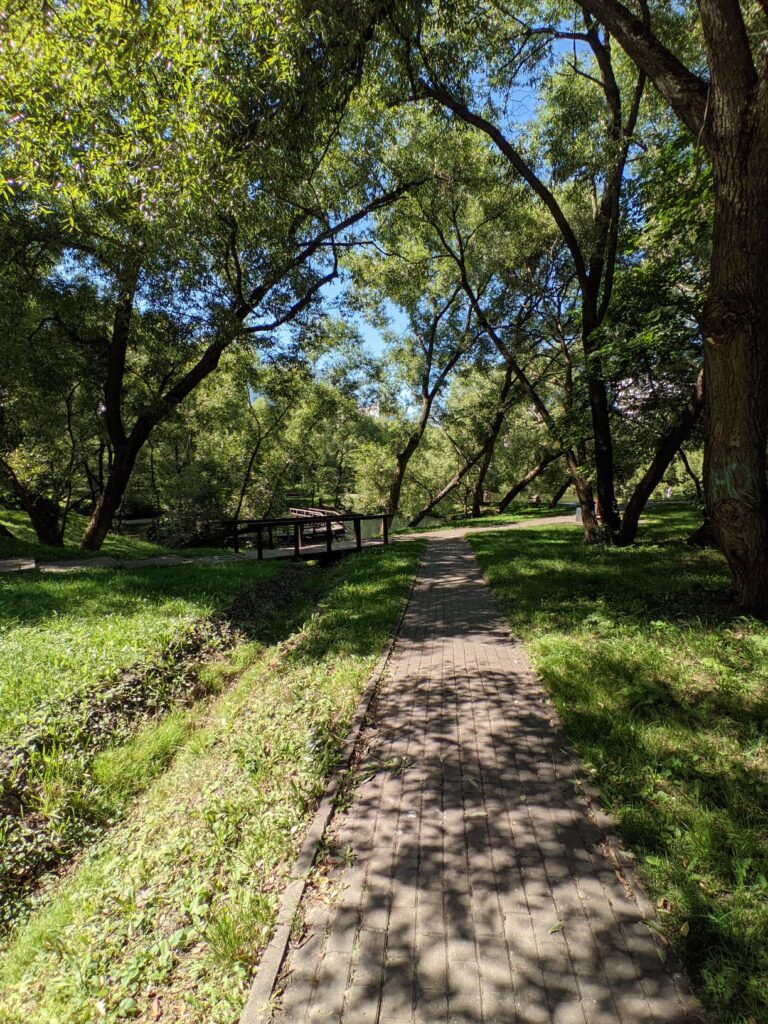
466;526;768;1021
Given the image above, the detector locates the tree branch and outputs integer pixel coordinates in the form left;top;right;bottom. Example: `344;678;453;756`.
575;0;708;137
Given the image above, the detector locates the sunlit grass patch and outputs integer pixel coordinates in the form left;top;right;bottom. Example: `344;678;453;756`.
0;560;281;744
470;509;768;1024
0;542;423;1023
392;501;573;533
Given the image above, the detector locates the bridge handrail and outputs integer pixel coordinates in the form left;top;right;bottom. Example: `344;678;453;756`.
221;512;389;557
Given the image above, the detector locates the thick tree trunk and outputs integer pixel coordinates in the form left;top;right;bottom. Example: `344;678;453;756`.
387;433;422;522
23;493;65;546
0;462;65;546
497;451;561;513
618;371;703;546
80;440;143;550
704;152;768;614
582;300;621;540
565;452;601;541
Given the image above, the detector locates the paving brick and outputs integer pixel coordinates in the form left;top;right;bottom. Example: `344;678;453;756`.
270;539;697;1024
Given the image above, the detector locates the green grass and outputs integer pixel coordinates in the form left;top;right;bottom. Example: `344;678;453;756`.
469;508;768;1024
0;560;283;746
0;541;423;1023
0;509;226;562
393;501;573;534
0;558;315;931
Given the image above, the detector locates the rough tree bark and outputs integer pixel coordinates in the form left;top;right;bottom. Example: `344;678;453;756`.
575;0;768;611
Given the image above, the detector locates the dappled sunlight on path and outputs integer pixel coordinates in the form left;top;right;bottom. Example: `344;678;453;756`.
268;539;700;1023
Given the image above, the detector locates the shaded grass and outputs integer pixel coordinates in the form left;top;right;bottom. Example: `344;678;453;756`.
0;510;225;562
0;542;423;1024
469;508;768;1024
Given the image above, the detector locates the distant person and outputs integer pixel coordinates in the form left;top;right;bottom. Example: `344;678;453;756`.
665;486;673;500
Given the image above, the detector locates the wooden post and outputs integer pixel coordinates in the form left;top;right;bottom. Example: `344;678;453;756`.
257;525;263;560
294;521;301;559
354;517;362;551
382;515;389;545
326;519;333;554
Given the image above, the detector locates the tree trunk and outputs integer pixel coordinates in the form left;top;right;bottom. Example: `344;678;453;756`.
471;364;515;517
565;452;601;541
703;154;768;614
497;451;561;513
618;371;703;546
387;434;421;522
80;439;143;550
678;448;703;504
582;299;621;540
408;448;485;527
23;493;65;547
549;477;571;508
0;462;65;546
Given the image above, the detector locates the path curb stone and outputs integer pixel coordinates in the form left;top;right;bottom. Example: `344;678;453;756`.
237;547;424;1024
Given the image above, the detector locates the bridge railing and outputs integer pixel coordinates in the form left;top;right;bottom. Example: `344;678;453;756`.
221;513;389;558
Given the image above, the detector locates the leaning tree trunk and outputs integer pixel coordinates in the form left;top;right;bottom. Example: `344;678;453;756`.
471;364;515;516
408;448;485;527
704;151;768;614
618;371;703;546
497;452;561;513
549;477;571;508
80;439;143;550
678;448;703;505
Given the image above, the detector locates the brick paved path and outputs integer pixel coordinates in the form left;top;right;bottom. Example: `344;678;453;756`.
272;538;697;1023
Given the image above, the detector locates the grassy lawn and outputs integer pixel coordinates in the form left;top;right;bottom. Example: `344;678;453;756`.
0;560;285;746
0;509;225;562
1;558;302;930
393;501;573;534
469;508;768;1024
0;542;423;1023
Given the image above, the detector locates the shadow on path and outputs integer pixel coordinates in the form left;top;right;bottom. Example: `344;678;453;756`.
271;540;701;1024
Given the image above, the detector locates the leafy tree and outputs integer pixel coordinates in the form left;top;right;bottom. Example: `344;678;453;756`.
0;0;415;549
558;0;768;611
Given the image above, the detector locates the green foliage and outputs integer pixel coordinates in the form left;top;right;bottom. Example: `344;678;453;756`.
0;542;422;1023
471;509;768;1023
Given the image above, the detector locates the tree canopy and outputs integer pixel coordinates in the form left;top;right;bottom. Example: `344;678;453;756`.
2;0;767;613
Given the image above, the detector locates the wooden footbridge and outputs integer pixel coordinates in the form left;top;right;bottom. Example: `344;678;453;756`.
225;508;389;560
